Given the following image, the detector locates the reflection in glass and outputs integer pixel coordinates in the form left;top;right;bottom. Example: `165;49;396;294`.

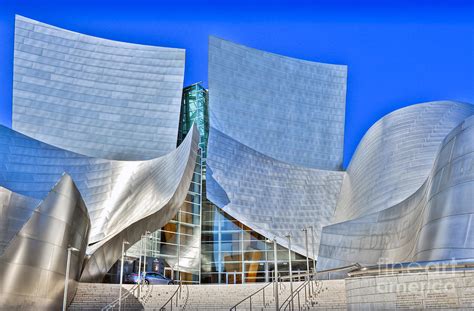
201;201;314;284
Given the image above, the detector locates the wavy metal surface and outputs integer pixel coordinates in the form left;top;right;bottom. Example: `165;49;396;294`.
207;36;348;256
318;115;474;271
333;101;474;223
83;149;202;282
0;125;199;280
0;186;40;257
0;174;90;310
0;125;197;242
12;15;185;160
208;36;347;170
207;127;345;256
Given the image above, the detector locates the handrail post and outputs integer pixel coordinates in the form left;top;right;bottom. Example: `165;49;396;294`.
304;281;307;302
249;295;252;311
273;239;279;310
263;286;265;306
279;273;281;291
272;270;275;297
176;287;179;307
297;291;300;310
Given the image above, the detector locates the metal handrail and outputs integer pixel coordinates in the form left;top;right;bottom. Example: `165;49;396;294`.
316;263;362;274
348;259;474;277
160;282;187;311
229;282;273;311
278;263;362;281
180;284;190;311
279;280;307;310
279;279;314;311
101;283;139;311
138;281;153;304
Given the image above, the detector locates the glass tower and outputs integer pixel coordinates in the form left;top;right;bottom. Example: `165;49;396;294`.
122;82;313;285
179;82;209;159
125;83;207;284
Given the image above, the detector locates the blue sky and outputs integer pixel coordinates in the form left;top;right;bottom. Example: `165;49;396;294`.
0;0;472;167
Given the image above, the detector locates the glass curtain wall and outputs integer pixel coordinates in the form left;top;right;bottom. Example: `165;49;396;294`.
201;195;313;284
179;82;209;159
143;151;202;284
125;83;207;284
126;82;314;285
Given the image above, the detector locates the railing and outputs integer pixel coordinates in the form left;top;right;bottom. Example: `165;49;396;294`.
138;281;153;304
272;265;363;311
348;259;474;277
180;284;190;311
283;263;362;281
101;283;140;311
229;282;273;311
278;279;316;311
160;282;189;311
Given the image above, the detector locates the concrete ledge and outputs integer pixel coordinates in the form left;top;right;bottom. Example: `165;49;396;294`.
346;270;474;310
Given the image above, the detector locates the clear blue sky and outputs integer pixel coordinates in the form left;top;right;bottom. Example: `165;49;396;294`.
0;0;472;167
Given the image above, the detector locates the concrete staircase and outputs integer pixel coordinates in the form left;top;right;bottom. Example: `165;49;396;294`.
193;284;261;310
68;280;347;310
69;283;144;310
305;280;347;310
68;283;276;310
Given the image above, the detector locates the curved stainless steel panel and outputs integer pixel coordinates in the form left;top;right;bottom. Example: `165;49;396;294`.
208;36;347;170
207;127;344;256
81;127;199;282
0;188;40;256
0;125;198;245
207;36;348;256
318;115;474;271
12;15;185;160
0;174;90;310
333;101;474;222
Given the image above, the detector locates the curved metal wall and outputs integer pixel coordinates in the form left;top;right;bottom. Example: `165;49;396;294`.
207;36;348;256
207;128;345;256
0;125;197;242
0;187;40;256
0;174;90;310
81;127;199;282
208;36;347;170
12;15;185;160
318;115;474;271
333;101;474;223
0;124;199;280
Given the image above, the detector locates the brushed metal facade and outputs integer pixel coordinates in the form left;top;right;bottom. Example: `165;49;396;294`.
318;114;474;271
0;174;90;310
208;36;347;170
207;37;348;257
12;15;185;160
0;186;40;257
333;101;474;223
0;124;199;281
208;47;474;262
207;128;344;256
81;135;200;282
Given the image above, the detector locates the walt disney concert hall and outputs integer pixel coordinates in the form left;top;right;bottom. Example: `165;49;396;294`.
0;15;472;310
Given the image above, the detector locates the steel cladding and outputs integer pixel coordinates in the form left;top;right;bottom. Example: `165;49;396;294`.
0;174;90;310
333;101;474;223
206;36;474;266
2;15;200;290
318;114;474;270
0;16;472;303
208;36;347;170
207;36;347;256
12;15;185;160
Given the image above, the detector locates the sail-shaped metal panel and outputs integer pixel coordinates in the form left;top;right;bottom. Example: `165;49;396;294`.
13;15;185;160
